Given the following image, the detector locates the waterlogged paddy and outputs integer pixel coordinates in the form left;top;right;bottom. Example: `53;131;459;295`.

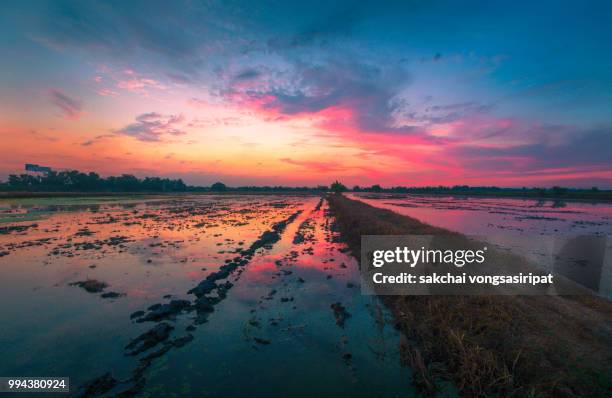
351;193;612;297
350;193;612;236
0;195;413;397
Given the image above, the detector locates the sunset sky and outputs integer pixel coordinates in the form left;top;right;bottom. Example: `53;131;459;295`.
1;1;611;187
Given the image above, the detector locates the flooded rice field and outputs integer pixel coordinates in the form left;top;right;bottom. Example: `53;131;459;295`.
351;193;612;298
350;193;612;237
0;195;412;397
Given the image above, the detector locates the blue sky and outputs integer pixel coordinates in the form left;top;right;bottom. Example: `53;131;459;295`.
1;0;611;187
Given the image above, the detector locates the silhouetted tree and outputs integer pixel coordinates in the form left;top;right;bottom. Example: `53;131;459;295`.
330;180;347;193
551;186;567;196
210;182;227;191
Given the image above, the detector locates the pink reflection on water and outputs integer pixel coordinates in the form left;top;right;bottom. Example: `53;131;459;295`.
351;193;612;236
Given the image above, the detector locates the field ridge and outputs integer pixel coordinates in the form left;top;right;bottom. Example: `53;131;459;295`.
327;193;612;397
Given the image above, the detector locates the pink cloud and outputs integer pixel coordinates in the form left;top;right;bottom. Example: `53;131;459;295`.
117;77;165;93
96;88;119;97
49;89;83;120
114;112;186;142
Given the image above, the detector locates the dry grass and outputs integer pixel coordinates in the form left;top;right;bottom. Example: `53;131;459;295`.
327;193;612;397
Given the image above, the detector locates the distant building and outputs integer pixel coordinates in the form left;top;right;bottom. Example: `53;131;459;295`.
25;163;52;173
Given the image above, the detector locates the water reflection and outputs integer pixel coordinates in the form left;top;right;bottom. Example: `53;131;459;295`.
0;195;413;397
352;193;612;298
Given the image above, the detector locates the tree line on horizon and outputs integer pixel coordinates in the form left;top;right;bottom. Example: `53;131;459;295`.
0;170;608;198
0;171;326;193
0;170;189;192
330;180;605;195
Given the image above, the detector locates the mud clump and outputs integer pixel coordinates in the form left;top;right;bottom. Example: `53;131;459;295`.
331;302;351;328
194;296;215;313
243;210;302;256
125;322;174;356
171;334;194;348
194;297;215;324
134;300;191;323
73;372;117;398
293;218;316;244
101;291;126;299
130;310;145;320
70;279;108;293
74;227;95;237
254;337;271;345
188;278;219;298
0;224;38;235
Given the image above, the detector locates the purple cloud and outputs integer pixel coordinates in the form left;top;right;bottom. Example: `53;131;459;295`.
115;112;186;142
49;89;83;120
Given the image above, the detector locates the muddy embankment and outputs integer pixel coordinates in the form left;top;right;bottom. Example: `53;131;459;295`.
327;193;612;397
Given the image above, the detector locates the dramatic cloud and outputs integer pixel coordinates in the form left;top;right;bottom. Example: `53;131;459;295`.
49;89;82;120
3;1;612;186
448;126;612;172
115;113;186;142
28;1;209;76
26;1;369;77
225;58;420;134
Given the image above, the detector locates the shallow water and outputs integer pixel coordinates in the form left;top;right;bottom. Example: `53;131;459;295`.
351;193;612;297
350;193;612;237
0;195;415;397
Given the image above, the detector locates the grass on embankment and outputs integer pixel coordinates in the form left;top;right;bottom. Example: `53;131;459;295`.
327;193;612;397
